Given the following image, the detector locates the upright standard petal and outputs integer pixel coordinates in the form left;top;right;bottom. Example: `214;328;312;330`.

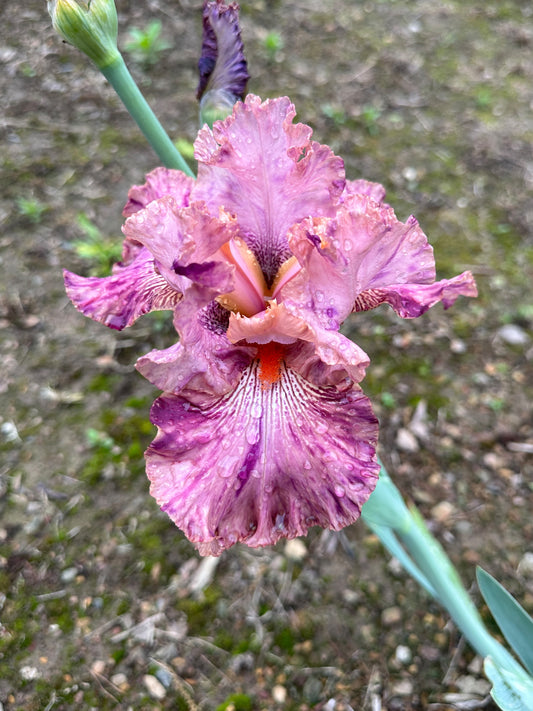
146;355;379;556
193;94;345;284
123;167;194;217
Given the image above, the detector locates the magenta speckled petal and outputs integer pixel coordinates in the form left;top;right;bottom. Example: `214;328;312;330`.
285;193;476;324
343;178;387;204
64;247;181;330
146;358;379;556
137;289;253;398
123;167;194;217
193;94;345;283
354;272;478;317
123;197;239;296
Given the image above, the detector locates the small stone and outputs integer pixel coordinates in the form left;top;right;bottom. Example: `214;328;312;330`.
61;567;79;583
110;673;129;690
396;427;419;452
497;324;530;346
394;645;412;665
391;679;413;696
518;552;533;578
143;674;166;700
431;501;456;523
450;338;466;354
20;666;40;681
381;606;402;626
455;674;491;695
154;667;173;688
91;660;106;675
272;685;287;703
284;538;307;561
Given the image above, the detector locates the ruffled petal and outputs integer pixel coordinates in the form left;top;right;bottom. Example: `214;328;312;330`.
64;247;181;330
137;288;253;398
226;300;369;384
285;193;476;324
353;271;478;317
146;358;379;555
342;178;386;204
122;167;193;217
123;197;239;296
193;94;345;284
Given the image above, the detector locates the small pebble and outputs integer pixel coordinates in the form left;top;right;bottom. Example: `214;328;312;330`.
19;666;40;681
391;679;413;696
91;660;106;675
381;606;402;626
517;551;533;578
497;324;529;346
143;674;166;700
431;501;456;523
284;538;307;561
110;673;129;690
394;645;412;665
272;685;287;703
396;428;419;452
61;567;79;583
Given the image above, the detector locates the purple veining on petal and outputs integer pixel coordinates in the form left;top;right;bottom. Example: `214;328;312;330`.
353;272;478;317
197;0;249;101
146;357;379;556
284;192;477;326
64;247;181;330
193;94;345;285
137;287;253;399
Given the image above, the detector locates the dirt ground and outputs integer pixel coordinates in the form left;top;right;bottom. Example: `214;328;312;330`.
1;1;532;709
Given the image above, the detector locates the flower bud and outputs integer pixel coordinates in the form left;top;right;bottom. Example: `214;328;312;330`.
197;1;249;126
47;0;120;69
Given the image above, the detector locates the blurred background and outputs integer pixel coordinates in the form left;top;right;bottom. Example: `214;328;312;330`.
1;1;532;708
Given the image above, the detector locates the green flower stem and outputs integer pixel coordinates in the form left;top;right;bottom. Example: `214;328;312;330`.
362;464;524;675
101;55;195;176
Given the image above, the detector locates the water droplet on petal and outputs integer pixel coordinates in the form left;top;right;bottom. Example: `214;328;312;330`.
250;402;263;418
315;421;328;435
334;484;345;497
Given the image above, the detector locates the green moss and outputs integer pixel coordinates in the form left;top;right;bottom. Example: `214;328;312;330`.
216;693;254;711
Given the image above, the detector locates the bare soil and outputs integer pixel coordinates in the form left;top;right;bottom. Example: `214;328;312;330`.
1;1;532;709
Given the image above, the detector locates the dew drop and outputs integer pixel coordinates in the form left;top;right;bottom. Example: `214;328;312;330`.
250;401;263;418
343;239;353;251
303;460;312;470
334;484;345;498
315;421;328;435
246;429;259;445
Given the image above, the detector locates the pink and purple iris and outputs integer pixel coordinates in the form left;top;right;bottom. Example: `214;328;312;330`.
64;94;477;555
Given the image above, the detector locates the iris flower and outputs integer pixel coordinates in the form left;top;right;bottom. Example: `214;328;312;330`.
64;94;477;555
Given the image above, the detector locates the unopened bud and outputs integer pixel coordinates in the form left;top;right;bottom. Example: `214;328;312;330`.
199;88;238;127
197;1;249;126
47;0;120;69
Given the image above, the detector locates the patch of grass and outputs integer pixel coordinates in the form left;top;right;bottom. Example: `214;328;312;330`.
216;693;254;711
16;196;48;223
124;19;172;67
71;212;122;276
262;30;284;62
